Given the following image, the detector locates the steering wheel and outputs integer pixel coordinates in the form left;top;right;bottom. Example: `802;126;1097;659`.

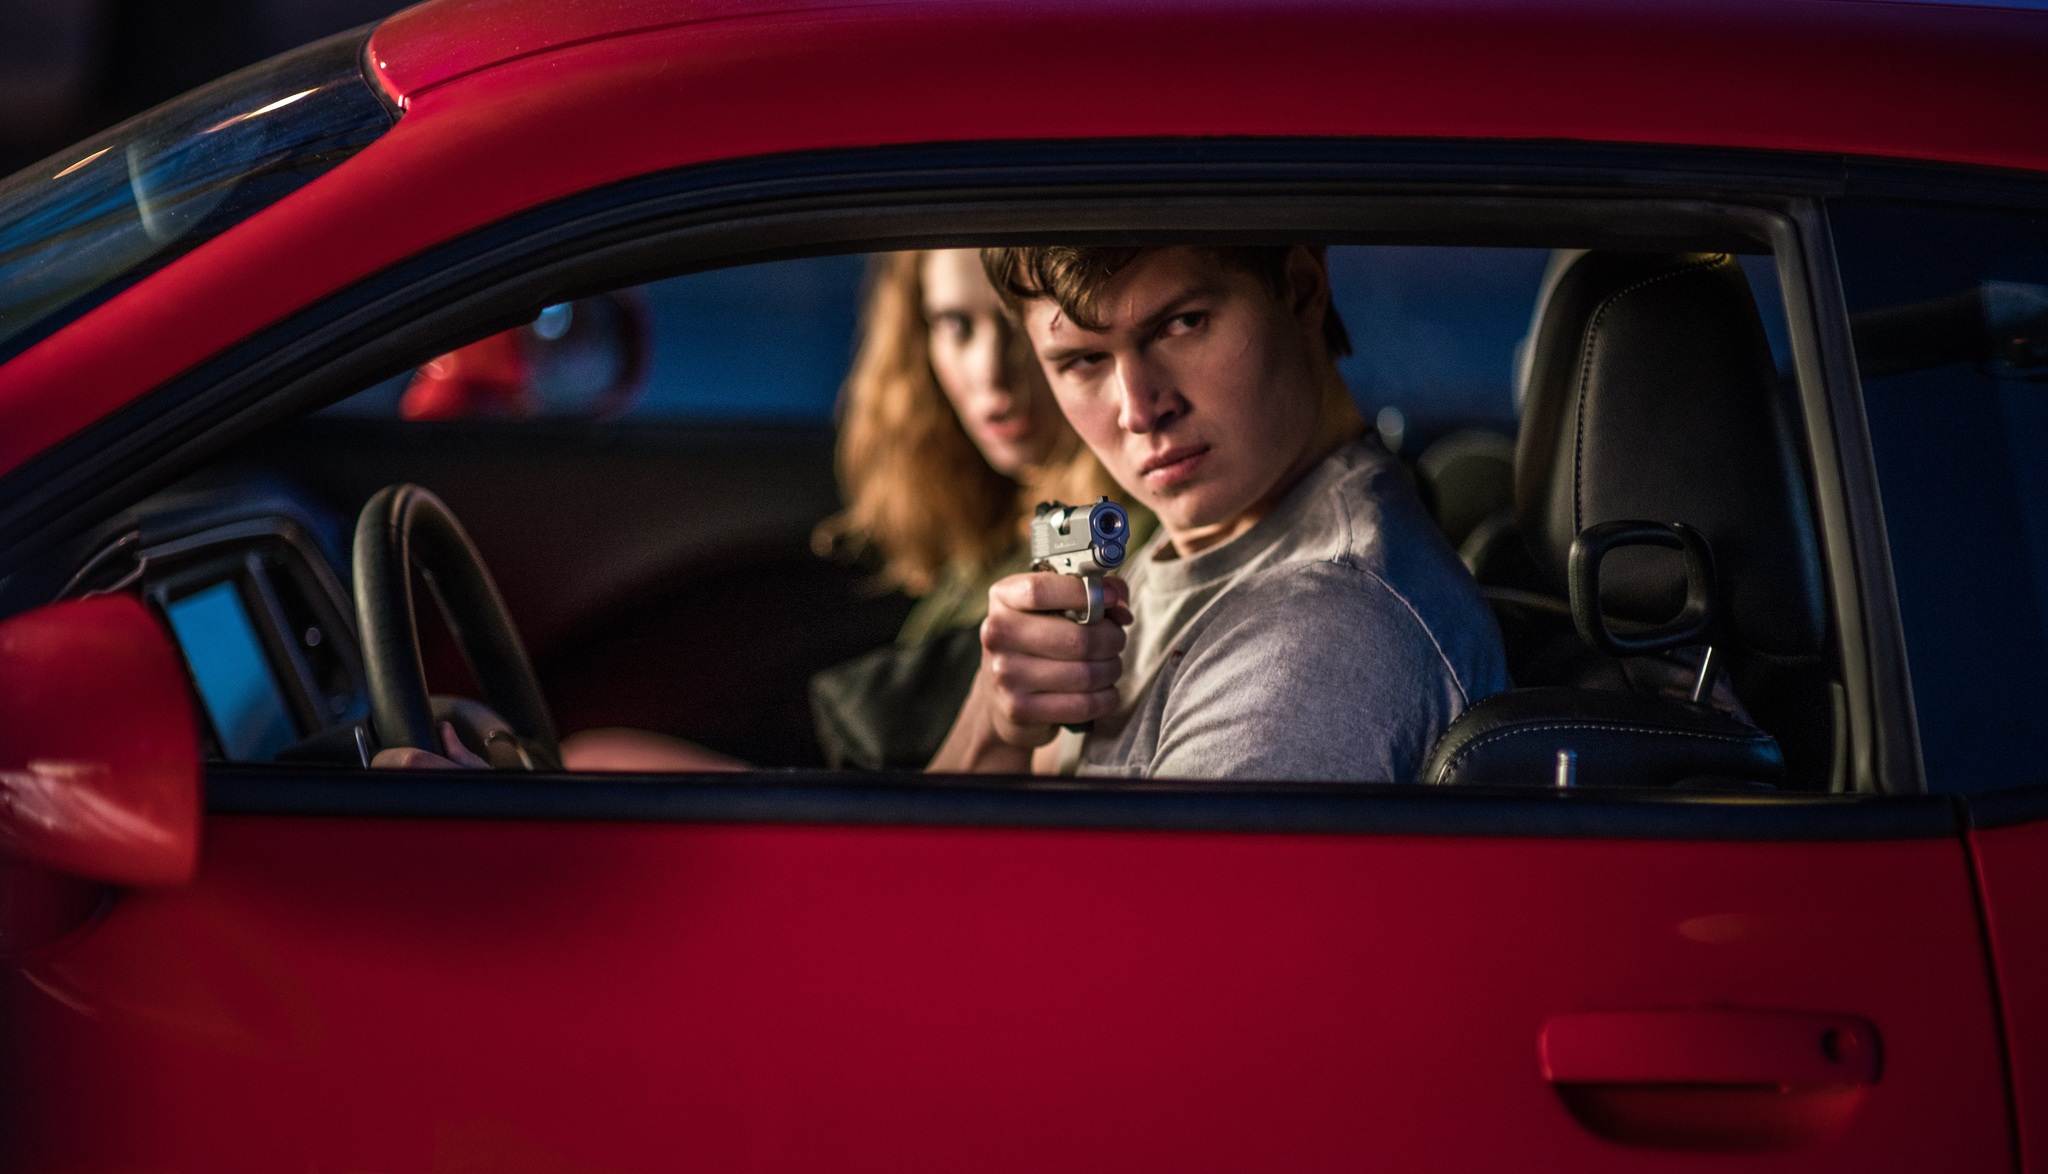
352;483;562;769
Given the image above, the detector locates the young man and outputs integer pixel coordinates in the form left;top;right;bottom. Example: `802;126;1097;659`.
927;245;1507;781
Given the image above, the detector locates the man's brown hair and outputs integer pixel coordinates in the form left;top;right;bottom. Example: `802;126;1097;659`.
980;245;1352;358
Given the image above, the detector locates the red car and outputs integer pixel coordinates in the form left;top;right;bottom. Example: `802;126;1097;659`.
1;0;2046;1168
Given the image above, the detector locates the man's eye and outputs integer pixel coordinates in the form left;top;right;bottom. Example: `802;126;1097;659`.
1060;353;1108;376
1161;311;1205;337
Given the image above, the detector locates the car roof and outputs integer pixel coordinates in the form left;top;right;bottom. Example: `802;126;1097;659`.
368;0;2048;165
369;0;884;99
357;0;2048;194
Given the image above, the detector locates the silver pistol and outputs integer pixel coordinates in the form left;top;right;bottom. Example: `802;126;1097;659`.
1031;496;1130;625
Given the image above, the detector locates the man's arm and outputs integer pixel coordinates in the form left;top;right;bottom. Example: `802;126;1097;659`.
1147;564;1468;783
928;572;1128;774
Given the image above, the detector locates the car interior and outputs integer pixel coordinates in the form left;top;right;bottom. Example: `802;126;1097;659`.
0;202;1870;792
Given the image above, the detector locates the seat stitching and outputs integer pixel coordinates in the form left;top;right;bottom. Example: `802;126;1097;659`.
1570;254;1731;536
1432;717;1772;783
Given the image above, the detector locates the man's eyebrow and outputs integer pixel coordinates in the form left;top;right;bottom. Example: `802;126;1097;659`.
1036;280;1231;364
1128;280;1233;335
1038;342;1099;365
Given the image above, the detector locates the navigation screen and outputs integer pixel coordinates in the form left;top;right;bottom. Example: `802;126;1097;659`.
165;580;297;761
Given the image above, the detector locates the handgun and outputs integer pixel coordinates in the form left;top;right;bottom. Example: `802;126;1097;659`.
1031;496;1130;626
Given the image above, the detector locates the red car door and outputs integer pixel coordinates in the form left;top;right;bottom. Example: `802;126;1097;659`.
1971;801;2048;1174
0;779;2009;1172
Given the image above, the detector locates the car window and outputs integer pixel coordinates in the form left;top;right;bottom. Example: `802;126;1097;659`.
0;28;392;365
1833;200;2048;793
1327;245;1547;444
326;246;1582;439
325;254;867;421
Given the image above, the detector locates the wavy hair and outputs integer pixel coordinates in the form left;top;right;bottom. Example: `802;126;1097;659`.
817;251;1118;595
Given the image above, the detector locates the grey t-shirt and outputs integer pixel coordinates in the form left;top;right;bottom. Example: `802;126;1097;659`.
1064;435;1508;782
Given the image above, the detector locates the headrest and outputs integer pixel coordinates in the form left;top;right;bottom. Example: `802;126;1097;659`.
1515;252;1824;658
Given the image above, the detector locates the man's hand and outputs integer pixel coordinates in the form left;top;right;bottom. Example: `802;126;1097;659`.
371;721;489;770
982;571;1132;742
929;571;1130;774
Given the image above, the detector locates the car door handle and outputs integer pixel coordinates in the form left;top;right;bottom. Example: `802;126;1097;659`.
1539;1009;1880;1152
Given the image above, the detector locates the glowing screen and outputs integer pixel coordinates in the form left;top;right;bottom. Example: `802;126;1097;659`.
166;580;296;761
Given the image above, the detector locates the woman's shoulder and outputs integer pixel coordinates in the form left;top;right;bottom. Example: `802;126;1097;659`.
896;543;1032;644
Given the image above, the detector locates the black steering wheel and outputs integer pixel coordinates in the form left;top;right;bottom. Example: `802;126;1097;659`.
352;483;562;769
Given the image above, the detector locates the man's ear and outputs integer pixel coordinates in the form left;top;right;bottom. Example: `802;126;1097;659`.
1284;245;1333;343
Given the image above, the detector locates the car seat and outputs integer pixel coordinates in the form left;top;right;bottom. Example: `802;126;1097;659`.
1422;251;1831;789
1415;428;1514;555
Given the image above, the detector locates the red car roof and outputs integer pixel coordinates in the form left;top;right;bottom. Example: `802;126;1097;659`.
365;0;2048;177
1;0;2045;479
369;0;879;99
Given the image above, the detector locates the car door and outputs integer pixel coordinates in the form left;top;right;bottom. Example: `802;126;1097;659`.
1830;196;2048;1173
0;782;2006;1172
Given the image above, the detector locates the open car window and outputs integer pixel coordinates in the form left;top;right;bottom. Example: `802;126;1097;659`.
113;233;1820;788
321;246;1640;445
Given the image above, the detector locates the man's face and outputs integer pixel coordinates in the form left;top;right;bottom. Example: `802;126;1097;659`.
1021;247;1331;545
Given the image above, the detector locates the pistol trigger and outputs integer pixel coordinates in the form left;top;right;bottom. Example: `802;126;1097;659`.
1064;573;1105;626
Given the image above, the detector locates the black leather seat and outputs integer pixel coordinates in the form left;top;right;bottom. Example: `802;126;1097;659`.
1425;686;1781;789
1422;251;1828;789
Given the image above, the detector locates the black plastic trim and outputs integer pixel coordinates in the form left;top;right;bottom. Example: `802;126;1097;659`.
1800;201;1926;797
1961;783;2048;832
206;764;1957;840
1767;201;1926;796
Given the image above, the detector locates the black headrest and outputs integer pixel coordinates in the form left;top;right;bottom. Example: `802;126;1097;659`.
1515;252;1824;658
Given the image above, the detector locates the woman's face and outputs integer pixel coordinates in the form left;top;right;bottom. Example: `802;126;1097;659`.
921;249;1053;478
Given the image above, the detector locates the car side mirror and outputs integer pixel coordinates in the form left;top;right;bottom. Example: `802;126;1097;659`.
397;290;649;420
0;595;201;952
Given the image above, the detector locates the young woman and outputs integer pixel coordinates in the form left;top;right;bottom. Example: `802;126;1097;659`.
808;249;1143;769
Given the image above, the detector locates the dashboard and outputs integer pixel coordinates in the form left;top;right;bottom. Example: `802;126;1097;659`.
43;474;370;764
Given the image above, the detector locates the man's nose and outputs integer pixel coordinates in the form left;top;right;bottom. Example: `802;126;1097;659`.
1115;357;1182;434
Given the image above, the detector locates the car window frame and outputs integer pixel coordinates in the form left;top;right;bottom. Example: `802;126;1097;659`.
0;137;1939;803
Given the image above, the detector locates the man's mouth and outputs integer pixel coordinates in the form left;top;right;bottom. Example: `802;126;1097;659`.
1139;444;1211;486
